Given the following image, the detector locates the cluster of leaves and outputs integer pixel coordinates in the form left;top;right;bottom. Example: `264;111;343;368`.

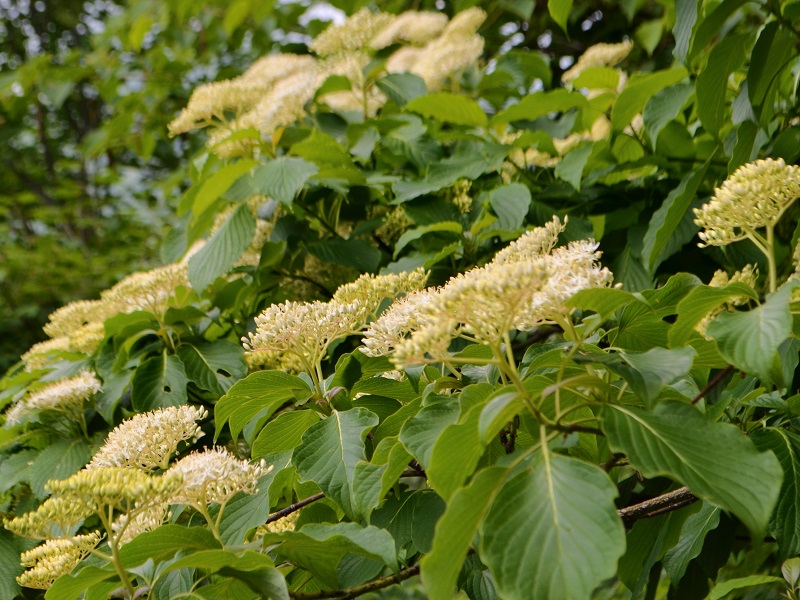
3;0;800;599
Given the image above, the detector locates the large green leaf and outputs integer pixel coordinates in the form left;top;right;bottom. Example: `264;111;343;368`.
479;451;625;600
292;407;379;519
406;93;487;127
709;576;784;600
427;404;486;501
695;34;748;138
672;0;698;63
250;157;319;205
612;68;688;131
603;401;782;535
188;203;256;291
421;466;509;600
29;438;91;498
177;340;246;395
752;428;800;557
605;347;696;407
399;397;460;468
486;183;531;231
261;523;397;588
352;437;412;519
0;532;22;600
669;282;759;347
306;237;382;272
376;73;427;105
214;370;311;441
663;502;721;585
548;0;572;33
46;565;118;600
747;22;796;107
187;160;258;218
492;89;588;125
131;353;189;411
642;164;707;271
119;525;220;568
707;282;796;385
252;410;320;458
643;82;695;149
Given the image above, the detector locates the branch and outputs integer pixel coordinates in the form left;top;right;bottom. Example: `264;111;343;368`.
692;365;734;405
265;493;325;524
289;565;421;600
617;487;697;524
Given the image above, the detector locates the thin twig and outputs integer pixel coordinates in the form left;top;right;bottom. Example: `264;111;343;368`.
692;365;734;405
289;565;420;599
617;487;697;524
265;493;325;524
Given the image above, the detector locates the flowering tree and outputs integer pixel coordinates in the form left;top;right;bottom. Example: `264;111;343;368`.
3;2;800;599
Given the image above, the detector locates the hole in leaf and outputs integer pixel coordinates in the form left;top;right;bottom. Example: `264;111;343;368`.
217;369;232;378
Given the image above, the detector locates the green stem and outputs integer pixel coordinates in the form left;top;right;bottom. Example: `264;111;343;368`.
766;225;777;293
97;508;136;600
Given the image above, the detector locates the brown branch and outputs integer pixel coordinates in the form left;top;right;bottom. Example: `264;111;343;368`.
692;365;734;405
289;565;421;600
265;493;325;524
617;487;697;524
400;469;425;478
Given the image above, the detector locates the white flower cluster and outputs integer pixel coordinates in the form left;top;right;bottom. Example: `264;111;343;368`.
562;40;634;83
101;263;189;316
16;533;101;589
88;405;207;471
5;371;101;426
362;217;615;368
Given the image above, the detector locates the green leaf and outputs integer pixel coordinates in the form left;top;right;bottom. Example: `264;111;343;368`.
261;523;397;588
120;525;220;568
707;282;796;385
131;353;189;412
215;370;311;441
603;401;783;535
46;565;118;600
479;390;523;445
217;472;278;546
393;222;462;258
752;428;800;558
29;438;91;498
306;237;382;272
689;0;750;60
0;532;22;600
177;340;246;395
669;282;759;347
406;93;487;127
486;183;531;231
572;67;620;90
399;397;460;469
352;437;412;518
567;287;637;320
663;502;721;585
421;466;509;600
223;0;250;36
128;14;153;51
608;347;696;407
748;22;796;107
696;34;748;138
290;130;355;170
492;89;589;125
250;157;319;205
554;143;592;190
188;203;256;291
643;82;695;151
351;376;418;403
292;408;379;519
252;410;320;458
709;575;784;600
642;164;707;270
376;73;428;106
672;0;698;63
612;68;688;131
162;549;273;574
479;451;625;600
189;160;258;219
548;0;573;34
427;404;486;501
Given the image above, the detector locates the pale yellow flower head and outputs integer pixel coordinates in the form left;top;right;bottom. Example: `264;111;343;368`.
5;371;101;426
696;265;759;336
262;510;300;534
88;405;207;471
694;158;800;246
370;11;448;49
562;40;634;83
112;503;170;545
491;216;566;265
101;263;189;316
68;322;106;355
309;8;394;56
21;337;72;372
43;300;116;338
5;496;91;540
332;269;429;322
17;533;100;589
45;467;182;515
168;448;269;508
361;289;440;357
